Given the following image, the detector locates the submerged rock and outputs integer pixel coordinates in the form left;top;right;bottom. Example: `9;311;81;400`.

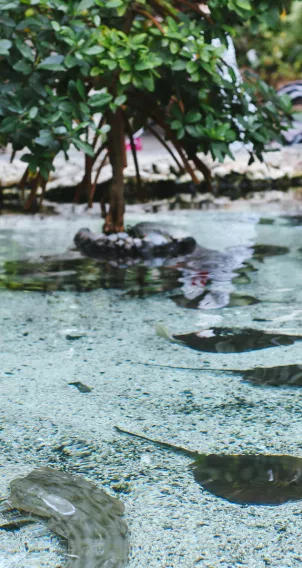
3;467;128;568
74;225;196;261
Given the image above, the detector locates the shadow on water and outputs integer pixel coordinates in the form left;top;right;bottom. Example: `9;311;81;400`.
116;428;302;506
167;327;301;353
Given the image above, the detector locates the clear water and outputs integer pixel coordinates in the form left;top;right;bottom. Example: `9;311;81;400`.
1;207;302;567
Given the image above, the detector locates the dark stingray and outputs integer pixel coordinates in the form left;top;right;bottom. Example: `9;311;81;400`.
192;454;302;505
252;244;289;259
116;428;302;506
242;364;302;387
172;327;301;354
68;382;92;393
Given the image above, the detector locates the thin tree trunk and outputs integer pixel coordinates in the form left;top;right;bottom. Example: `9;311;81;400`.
73;155;93;203
103;109;127;233
123;113;145;201
24;173;40;211
88;151;109;209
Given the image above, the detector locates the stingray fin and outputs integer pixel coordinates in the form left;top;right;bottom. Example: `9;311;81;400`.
155;323;184;344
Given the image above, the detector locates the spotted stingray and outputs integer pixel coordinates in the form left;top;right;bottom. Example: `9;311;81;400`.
1;467;128;568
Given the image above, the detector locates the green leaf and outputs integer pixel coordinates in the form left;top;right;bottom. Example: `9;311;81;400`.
59;101;73;112
51;21;61;32
114;94;127;106
142;75;154;91
73;138;94;156
77;0;96;10
76;79;86;101
89;91;113;108
83;45;104;55
34;130;53;147
171;120;183;130
0;39;12;55
120;73;132;85
173;60;187;71
185;111;202;124
13;60;32;75
15;39;34;61
132;33;147;45
29;106;38;119
38;55;65;71
186;61;198;74
0;116;19;133
106;0;122;7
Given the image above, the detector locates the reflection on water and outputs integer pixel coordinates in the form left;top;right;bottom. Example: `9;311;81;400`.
0;254;180;295
172;292;259;310
242;364;302;387
172;327;301;353
192;454;302;505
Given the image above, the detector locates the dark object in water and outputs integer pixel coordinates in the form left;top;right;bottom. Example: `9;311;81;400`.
74;226;196;260
242;364;302;387
252;244;289;259
3;467;129;568
68;382;92;393
192;454;302;505
160;325;300;353
116;427;302;506
172;293;259;310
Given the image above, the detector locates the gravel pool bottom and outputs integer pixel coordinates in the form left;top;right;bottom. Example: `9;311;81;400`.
1;208;302;567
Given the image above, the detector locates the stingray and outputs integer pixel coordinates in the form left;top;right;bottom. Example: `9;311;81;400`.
116;427;302;506
156;323;301;353
135;362;302;388
0;467;128;568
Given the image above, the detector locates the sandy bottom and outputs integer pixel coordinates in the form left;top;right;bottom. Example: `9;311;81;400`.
1;207;302;567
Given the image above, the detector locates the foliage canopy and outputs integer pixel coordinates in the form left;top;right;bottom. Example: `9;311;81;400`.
0;0;292;230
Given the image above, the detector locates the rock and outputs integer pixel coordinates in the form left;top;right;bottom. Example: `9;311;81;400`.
74;225;196;261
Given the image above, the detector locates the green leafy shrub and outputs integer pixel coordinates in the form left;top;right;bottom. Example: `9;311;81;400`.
0;0;292;231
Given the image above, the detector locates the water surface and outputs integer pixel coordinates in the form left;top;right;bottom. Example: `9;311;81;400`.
1;207;302;567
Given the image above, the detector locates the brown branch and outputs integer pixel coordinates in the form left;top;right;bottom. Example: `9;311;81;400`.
147;124;184;172
134;7;165;33
92;116;105;150
93;141;107;162
88;151;109;208
123;113;142;197
174;0;213;23
191;154;212;191
173;143;199;184
148;0;180;20
38;176;48;208
24;173;40;211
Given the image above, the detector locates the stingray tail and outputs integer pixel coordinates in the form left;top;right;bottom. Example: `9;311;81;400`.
155;323;184;344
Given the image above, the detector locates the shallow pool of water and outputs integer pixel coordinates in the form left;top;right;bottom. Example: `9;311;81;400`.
1;207;302;567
